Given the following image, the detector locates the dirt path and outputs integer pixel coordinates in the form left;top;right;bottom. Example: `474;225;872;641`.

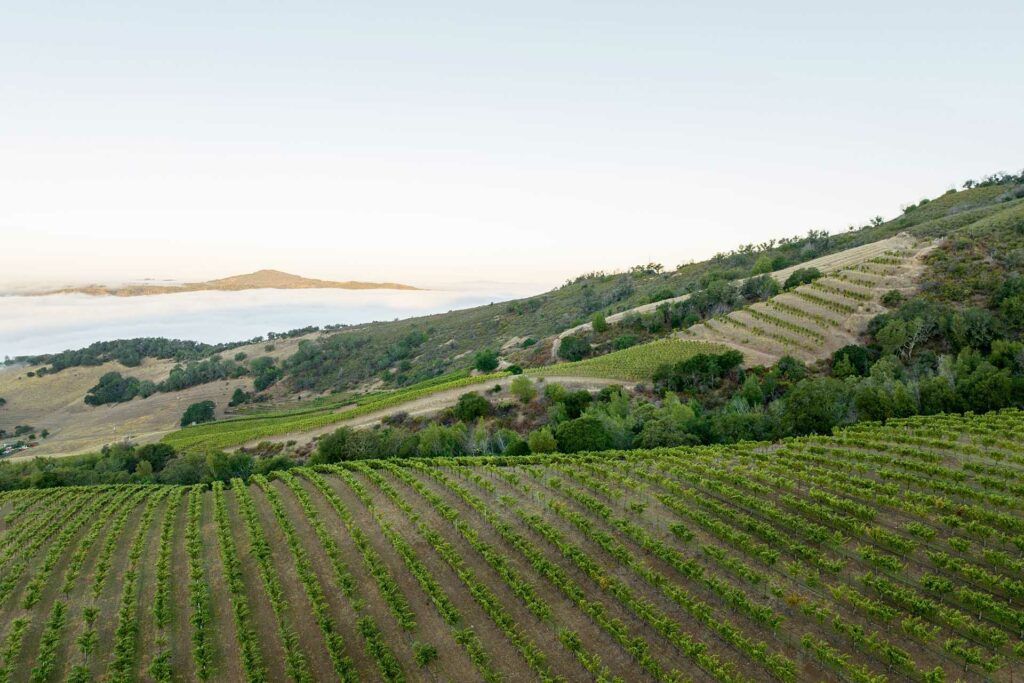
237;375;627;451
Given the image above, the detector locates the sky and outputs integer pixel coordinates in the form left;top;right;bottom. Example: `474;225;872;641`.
1;1;1022;292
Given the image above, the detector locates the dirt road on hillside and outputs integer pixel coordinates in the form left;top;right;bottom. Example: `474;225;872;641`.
237;375;627;451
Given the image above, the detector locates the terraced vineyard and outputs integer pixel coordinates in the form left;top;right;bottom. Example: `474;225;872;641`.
1;410;1023;681
683;238;933;366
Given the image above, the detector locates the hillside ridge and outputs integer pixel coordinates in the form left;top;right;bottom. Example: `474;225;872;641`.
21;268;420;297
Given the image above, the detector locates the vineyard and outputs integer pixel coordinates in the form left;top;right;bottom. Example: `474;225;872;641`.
683;240;933;367
1;409;1023;681
161;371;511;453
531;339;728;382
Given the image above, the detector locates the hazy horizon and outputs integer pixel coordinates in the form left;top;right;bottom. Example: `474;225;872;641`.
3;1;1022;291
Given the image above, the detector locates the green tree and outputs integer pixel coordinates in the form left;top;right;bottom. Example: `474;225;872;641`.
228;388;249;407
919;375;959;415
555;416;612;453
781;378;849;435
558;335;590;362
740;275;780;301
313;427;353;464
180;400;215;427
510;376;537;404
783;267;822;290
751;255;774;275
453;392;492;421
832;345;871;376
473;349;499;372
527;427;557;453
591;313;609;333
875;319;908;357
84;372;141;406
740;375;764;406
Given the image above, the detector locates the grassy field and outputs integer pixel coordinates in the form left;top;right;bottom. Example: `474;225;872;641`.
1;410;1022;681
530;339;728;381
161;371;509;452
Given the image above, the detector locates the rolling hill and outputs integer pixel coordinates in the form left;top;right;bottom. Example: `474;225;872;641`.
22;269;420;297
3;178;1023;458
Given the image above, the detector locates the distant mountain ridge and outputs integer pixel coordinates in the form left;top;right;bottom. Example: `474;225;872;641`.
25;269;421;296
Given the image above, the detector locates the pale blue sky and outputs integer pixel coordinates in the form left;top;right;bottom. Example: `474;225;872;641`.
2;1;1022;290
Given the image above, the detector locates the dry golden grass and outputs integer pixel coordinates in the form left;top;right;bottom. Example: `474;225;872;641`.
0;334;315;457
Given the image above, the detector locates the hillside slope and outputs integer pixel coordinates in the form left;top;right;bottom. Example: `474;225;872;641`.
550;232;922;359
0;336;310;456
0;411;1021;681
4;180;1022;459
682;235;934;366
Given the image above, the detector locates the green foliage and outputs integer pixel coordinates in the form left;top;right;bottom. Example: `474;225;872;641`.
555;416;612;453
180;400;216;427
84;371;141;406
453;392;492;421
527;427;557;453
413;642;438;667
751;254;775;275
539;339;728;381
832;345;871;377
783;267;822;290
19;337;245;375
881;289;905;307
653;350;744;393
611;334;639;350
473;349;499;372
741;274;781;301
229;387;249;407
558;334;590;362
782;377;850;435
591;312;609;333
163;372;508;452
510;376;537;404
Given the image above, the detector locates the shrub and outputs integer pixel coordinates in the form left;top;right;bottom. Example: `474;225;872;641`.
555;416;612;453
180;401;216;427
781;378;849;435
314;427;355;464
228;388;249;407
505;440;531;456
648;288;676;303
751;255;775;275
591;313;609;333
653;350;744;393
831;345;871;377
453;392;492;422
612;334;638;350
510;376;537;404
881;289;904;307
783;267;822;290
558;335;590;362
561;390;593;419
527;427;557;453
473;349;499;372
741;275;780;301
